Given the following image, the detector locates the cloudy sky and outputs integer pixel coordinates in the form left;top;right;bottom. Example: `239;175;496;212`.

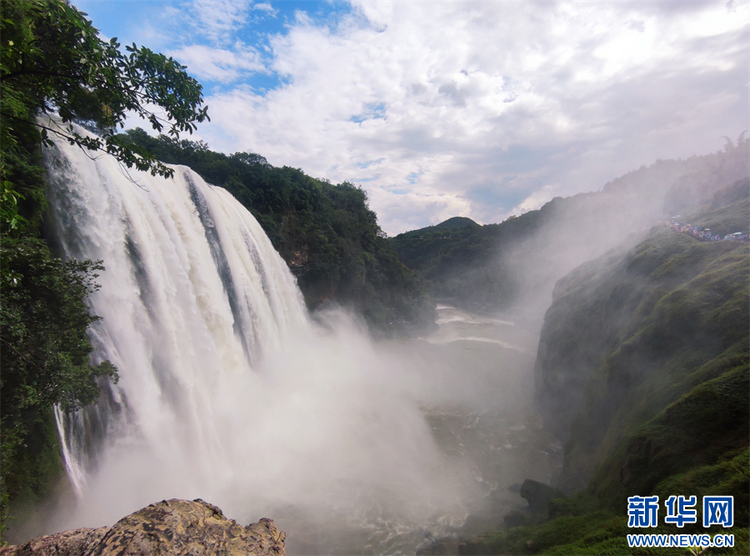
73;0;749;235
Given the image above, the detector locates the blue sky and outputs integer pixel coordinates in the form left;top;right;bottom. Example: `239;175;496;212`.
73;0;749;235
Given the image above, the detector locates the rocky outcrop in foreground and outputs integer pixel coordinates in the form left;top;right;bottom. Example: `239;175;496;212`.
0;499;285;556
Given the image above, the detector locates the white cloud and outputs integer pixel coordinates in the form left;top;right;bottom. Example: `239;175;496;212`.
184;0;747;234
189;0;254;44
169;43;266;84
252;3;277;16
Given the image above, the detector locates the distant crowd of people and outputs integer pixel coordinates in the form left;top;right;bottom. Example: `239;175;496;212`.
664;220;749;242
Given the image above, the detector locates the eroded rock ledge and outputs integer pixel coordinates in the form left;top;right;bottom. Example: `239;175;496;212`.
0;498;285;556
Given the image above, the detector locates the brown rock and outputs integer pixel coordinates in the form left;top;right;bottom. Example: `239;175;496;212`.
0;527;108;556
0;499;285;556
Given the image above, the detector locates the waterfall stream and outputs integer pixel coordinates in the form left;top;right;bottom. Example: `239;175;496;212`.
42;129;478;554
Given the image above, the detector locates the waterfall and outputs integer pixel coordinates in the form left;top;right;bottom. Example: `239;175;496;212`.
42;128;471;553
44;126;310;494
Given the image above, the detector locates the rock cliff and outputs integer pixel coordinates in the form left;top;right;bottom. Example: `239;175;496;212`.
441;189;749;555
0;499;285;556
535;194;749;499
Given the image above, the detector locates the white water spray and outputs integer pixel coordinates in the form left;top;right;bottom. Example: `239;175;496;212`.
43;129;473;553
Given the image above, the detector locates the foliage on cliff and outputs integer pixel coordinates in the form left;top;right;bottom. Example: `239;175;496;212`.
0;0;207;536
0;239;118;526
391;216;506;311
464;190;749;554
116;129;434;330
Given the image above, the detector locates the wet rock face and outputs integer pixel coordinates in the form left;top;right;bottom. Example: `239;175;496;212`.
0;499;285;556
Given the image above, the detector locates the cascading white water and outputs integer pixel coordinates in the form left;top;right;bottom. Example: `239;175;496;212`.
42;128;474;554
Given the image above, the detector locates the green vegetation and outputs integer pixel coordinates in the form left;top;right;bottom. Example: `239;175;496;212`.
389;213;543;312
462;193;749;554
0;238;117;524
116;129;434;330
0;0;208;537
538;209;749;493
690;178;750;237
463;500;749;555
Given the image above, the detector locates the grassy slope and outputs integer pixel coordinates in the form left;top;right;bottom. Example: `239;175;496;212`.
463;197;749;554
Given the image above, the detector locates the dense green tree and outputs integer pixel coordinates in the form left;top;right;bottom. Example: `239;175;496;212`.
0;239;117;520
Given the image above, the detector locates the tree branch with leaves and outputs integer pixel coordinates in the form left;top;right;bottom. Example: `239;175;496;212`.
1;0;209;196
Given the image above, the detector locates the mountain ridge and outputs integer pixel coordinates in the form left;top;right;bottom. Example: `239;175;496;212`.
391;137;749;319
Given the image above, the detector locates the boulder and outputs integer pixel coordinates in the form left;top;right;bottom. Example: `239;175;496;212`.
0;499;285;556
519;479;565;516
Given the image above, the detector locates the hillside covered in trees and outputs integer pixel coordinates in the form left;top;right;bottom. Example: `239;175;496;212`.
456;183;749;555
116;129;434;330
392;136;750;321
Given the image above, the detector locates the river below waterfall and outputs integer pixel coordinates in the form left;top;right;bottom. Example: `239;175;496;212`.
307;305;563;555
280;305;562;555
